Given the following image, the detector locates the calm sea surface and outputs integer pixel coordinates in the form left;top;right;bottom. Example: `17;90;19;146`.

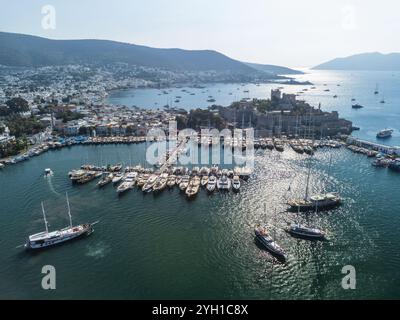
0;70;399;299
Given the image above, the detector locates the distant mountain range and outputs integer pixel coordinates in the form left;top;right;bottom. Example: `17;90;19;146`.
313;52;400;71
243;62;303;75
0;32;301;76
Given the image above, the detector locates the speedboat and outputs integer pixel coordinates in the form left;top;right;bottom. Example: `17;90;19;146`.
44;168;53;177
286;224;326;240
352;104;364;109
376;129;393;139
232;175;241;192
254;225;286;259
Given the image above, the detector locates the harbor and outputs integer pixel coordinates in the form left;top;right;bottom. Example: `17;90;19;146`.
1;138;400;299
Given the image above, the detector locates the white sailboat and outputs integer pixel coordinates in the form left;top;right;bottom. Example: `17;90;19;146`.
25;193;97;250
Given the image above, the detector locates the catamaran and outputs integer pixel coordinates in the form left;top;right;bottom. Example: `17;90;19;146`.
25;193;97;250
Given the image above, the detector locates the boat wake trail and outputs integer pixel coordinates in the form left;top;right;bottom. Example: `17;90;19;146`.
85;242;111;259
46;176;60;196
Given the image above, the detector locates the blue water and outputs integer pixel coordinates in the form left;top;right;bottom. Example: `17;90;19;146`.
107;70;400;147
0;142;399;299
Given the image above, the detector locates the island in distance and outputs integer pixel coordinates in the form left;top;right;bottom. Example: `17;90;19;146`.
313;52;400;71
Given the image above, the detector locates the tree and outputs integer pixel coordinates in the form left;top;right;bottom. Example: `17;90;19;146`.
5;97;29;113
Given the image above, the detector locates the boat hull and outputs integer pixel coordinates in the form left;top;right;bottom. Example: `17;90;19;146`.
255;234;286;259
286;230;325;240
25;225;93;250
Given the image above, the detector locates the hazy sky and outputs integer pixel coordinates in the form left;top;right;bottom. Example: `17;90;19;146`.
1;0;399;67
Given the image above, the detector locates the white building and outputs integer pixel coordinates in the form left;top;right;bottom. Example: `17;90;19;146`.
0;125;15;144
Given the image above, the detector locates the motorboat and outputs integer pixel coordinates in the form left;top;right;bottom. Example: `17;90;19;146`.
44;168;53;177
217;175;231;191
286;224;326;240
201;176;209;187
142;174;158;193
254;225;286;259
376;129;393;139
153;173;168;193
97;173;114;187
232;175;241;192
179;175;190;191
206;176;217;193
185;176;200;198
117;172;137;193
112;173;124;184
167;175;176;188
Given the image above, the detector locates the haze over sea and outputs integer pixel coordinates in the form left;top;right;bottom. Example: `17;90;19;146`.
0;70;399;299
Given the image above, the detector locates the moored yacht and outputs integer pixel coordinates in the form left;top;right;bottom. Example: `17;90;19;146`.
217;175;231;191
167;175;176;188
153;173;168;193
254;225;286;259
201;175;209;187
117;172;137;194
142;174;158;193
185;176;200;198
288;193;341;211
112;173;124;184
97;173;114;188
179;175;190;191
232;175;241;192
206;176;217;193
286;224;326;240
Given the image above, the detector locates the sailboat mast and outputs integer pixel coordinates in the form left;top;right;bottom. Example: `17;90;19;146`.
66;192;72;228
304;157;312;200
41;202;49;234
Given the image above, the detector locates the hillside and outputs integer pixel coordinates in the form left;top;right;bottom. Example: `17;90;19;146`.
313;52;400;71
0;32;254;74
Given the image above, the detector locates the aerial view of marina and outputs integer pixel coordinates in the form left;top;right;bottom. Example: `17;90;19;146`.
1;0;400;303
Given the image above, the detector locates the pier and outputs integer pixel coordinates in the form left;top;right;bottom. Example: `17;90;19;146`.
346;137;400;155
